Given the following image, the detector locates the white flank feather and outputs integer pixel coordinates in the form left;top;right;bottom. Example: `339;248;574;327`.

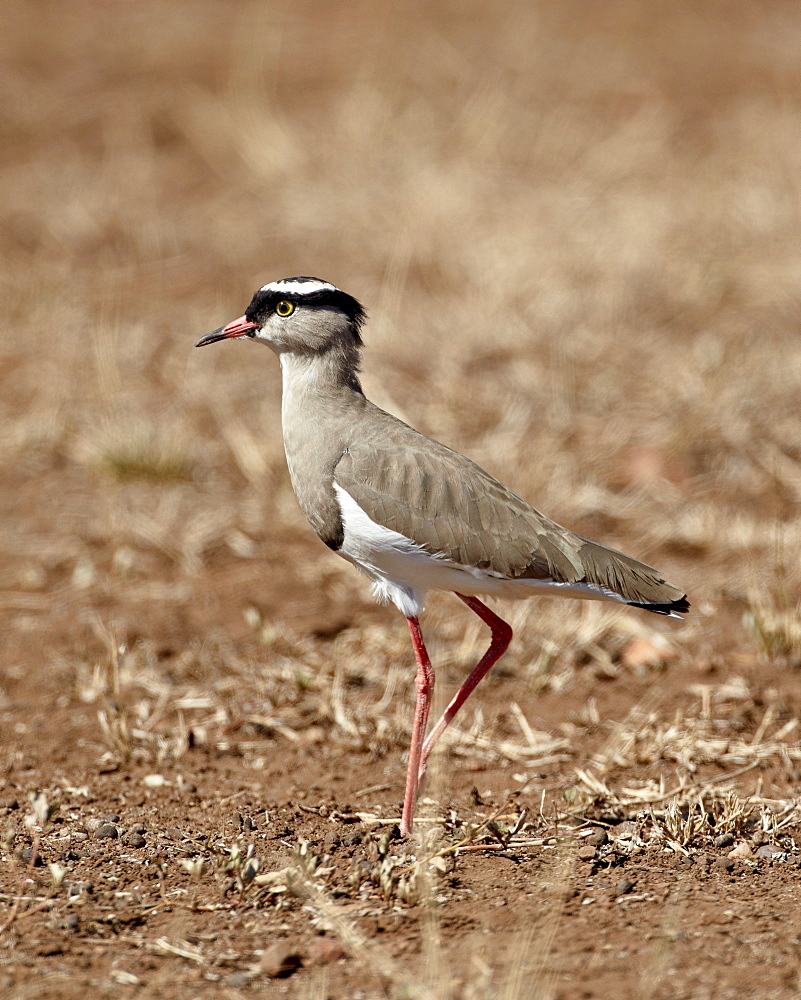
333;484;637;618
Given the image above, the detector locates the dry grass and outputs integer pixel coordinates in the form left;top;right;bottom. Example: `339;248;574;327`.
4;1;801;618
4;1;801;997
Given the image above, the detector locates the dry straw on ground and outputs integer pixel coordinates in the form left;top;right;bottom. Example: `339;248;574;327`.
2;1;801;998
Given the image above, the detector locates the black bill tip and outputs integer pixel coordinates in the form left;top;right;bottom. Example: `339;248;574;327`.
195;326;228;348
195;314;259;348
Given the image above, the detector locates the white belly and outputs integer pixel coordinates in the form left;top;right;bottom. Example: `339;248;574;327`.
332;483;627;618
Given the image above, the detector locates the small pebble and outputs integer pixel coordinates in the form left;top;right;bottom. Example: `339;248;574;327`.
309;939;347;965
616;877;635;896
102;814;121;824
620;636;676;669
66;880;94;897
714;833;734;849
259;942;304;978
755;844;785;860
129;823;146;834
323;832;342;852
714;857;735;872
124;832;147;849
584;828;608;848
18;848;44;867
577;846;597;862
95;824;119;840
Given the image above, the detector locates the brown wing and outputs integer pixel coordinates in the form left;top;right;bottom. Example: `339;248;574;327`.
334;405;686;608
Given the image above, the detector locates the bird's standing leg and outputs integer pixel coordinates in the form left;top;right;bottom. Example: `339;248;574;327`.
400;615;435;836
417;594;513;784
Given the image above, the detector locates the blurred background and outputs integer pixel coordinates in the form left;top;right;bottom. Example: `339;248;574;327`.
2;0;801;686
4;6;801;992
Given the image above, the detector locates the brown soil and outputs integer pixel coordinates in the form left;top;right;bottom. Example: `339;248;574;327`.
3;593;801;999
3;2;801;998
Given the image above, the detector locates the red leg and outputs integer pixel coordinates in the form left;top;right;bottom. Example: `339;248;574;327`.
417;594;513;784
400;616;435;836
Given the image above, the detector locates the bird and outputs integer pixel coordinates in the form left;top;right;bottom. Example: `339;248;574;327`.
196;277;689;836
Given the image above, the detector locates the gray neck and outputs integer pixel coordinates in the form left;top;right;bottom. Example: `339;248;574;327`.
278;345;366;547
279;339;363;400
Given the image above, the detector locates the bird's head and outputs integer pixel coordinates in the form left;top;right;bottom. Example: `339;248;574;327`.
195;277;366;357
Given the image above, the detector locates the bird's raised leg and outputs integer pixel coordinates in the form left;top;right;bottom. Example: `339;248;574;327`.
418;594;513;784
400;615;435;836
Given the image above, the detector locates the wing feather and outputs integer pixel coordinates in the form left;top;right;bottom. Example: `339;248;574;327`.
333;406;685;608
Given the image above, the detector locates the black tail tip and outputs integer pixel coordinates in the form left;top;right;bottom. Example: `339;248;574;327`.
628;595;690;618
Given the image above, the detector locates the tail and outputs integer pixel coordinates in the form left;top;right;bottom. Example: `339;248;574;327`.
627;594;690;619
576;537;690;620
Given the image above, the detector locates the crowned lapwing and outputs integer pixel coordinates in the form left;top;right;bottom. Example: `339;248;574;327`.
197;278;689;835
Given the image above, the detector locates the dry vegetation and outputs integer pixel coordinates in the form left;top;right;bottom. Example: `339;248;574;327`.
3;1;801;997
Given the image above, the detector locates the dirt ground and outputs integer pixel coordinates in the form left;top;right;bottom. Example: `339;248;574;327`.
3;1;801;998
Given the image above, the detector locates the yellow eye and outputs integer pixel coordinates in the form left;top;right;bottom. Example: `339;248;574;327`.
275;300;295;317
